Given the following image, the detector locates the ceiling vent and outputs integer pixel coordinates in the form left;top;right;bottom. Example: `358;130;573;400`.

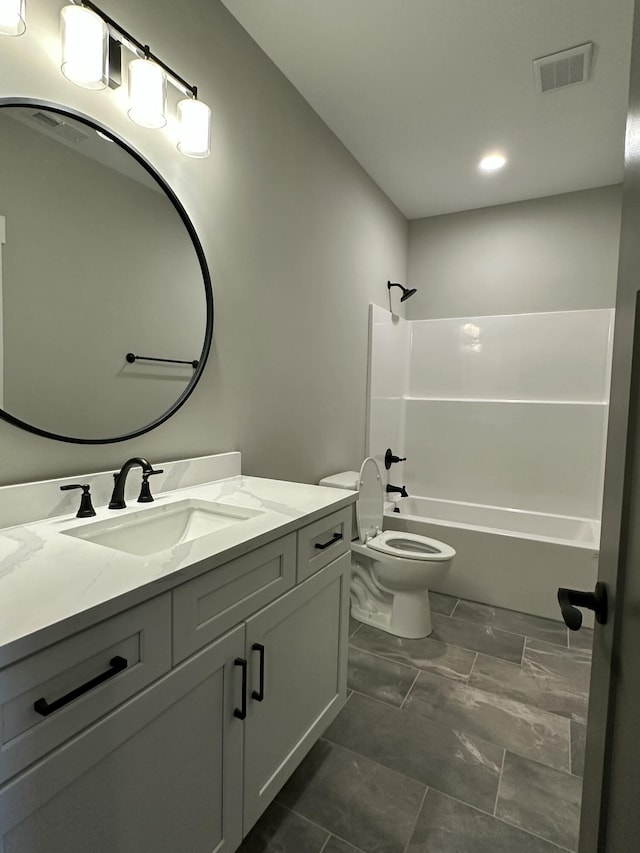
29;110;90;144
533;43;593;94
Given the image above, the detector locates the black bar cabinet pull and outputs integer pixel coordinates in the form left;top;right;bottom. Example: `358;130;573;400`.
251;643;265;702
126;352;199;369
315;532;342;551
557;582;608;631
234;658;248;719
33;655;128;717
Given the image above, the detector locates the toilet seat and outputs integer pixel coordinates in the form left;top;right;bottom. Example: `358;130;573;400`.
356;457;453;561
367;530;455;562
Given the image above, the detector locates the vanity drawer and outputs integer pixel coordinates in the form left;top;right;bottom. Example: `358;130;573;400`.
0;593;171;785
172;533;296;663
297;507;351;582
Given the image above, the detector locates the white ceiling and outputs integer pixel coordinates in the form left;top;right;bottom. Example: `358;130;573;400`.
221;0;634;219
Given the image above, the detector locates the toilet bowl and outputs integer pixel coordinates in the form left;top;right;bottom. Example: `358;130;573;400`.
321;458;455;639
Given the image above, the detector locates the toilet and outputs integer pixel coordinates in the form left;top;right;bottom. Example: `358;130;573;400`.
320;457;455;639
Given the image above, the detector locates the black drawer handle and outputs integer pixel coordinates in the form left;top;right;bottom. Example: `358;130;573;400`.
314;531;342;551
251;643;265;702
33;655;128;717
234;658;248;719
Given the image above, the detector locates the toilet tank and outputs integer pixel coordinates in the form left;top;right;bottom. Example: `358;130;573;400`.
318;471;359;490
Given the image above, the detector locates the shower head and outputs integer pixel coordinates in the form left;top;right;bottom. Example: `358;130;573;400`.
387;281;417;302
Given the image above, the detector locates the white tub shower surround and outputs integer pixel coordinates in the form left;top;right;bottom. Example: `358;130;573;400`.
367;305;613;622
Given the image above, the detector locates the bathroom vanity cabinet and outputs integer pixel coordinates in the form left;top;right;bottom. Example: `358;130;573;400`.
0;503;352;853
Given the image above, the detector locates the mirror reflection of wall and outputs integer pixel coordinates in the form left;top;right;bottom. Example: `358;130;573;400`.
0;106;209;441
0;215;5;409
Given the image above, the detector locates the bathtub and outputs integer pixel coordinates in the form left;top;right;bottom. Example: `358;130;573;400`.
384;496;600;625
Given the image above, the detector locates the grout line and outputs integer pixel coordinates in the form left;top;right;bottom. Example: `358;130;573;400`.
449;598;461;618
318;836;331;853
402;785;429;853
493;750;506;817
349;686;408;711
348;643;425;675
349;622;362;641
318;735;429;795
468;651;479;680
400;669;422;709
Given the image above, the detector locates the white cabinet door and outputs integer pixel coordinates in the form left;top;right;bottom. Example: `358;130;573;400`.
0;625;245;853
242;553;350;834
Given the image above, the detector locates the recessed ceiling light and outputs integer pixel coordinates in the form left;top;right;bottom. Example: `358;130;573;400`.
479;153;507;172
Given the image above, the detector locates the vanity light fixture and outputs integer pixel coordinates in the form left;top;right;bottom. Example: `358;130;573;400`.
57;0;211;157
128;54;167;128
60;4;108;89
0;0;26;36
177;96;211;158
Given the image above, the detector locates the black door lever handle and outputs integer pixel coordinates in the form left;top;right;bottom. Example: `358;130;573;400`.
557;582;607;631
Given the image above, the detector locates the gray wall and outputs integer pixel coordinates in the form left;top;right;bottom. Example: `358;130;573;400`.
0;0;407;485
407;185;622;319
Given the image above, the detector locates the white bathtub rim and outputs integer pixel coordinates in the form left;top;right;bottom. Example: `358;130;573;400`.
385;496;600;551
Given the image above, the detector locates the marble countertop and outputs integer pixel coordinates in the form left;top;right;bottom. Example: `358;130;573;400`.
0;475;355;667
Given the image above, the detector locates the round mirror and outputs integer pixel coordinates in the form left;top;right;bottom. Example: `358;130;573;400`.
0;101;213;443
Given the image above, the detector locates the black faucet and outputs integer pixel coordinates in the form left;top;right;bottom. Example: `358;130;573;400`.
386;483;408;498
109;457;163;509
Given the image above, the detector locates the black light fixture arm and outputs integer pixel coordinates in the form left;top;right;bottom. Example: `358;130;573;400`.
80;0;197;97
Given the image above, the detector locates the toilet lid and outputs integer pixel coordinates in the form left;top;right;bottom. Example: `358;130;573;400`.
356;457;384;543
367;530;456;561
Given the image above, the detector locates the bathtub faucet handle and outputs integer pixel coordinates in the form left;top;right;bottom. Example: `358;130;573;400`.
386;483;409;498
385;448;407;470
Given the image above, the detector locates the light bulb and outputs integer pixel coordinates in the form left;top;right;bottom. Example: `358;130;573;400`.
479;153;507;172
128;58;167;129
0;0;26;36
177;98;211;158
60;5;108;89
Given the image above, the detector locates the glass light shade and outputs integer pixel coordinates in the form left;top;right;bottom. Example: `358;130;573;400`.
177;98;211;158
128;58;167;129
0;0;26;36
60;5;108;89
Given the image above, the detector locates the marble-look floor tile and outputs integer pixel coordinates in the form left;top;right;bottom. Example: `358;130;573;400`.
524;639;591;721
405;670;571;771
325;692;503;813
238;801;329;853
430;592;458;616
347;646;417;707
407;788;565;853
349;616;361;638
276;739;425;853
571;721;587;777
470;652;589;723
430;613;525;664
569;626;593;652
323;836;366;853
496;752;583;851
350;624;476;682
452;600;568;648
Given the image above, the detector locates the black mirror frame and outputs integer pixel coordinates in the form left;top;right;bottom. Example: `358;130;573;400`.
0;98;214;444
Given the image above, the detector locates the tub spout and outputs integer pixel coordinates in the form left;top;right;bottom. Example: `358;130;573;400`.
386;483;408;498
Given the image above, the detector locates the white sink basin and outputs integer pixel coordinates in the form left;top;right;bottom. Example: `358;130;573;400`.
62;498;264;556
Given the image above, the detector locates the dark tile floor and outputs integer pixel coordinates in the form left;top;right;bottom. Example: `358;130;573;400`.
239;594;592;853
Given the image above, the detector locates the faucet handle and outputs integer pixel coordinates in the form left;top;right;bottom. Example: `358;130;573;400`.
137;469;164;503
60;483;96;518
